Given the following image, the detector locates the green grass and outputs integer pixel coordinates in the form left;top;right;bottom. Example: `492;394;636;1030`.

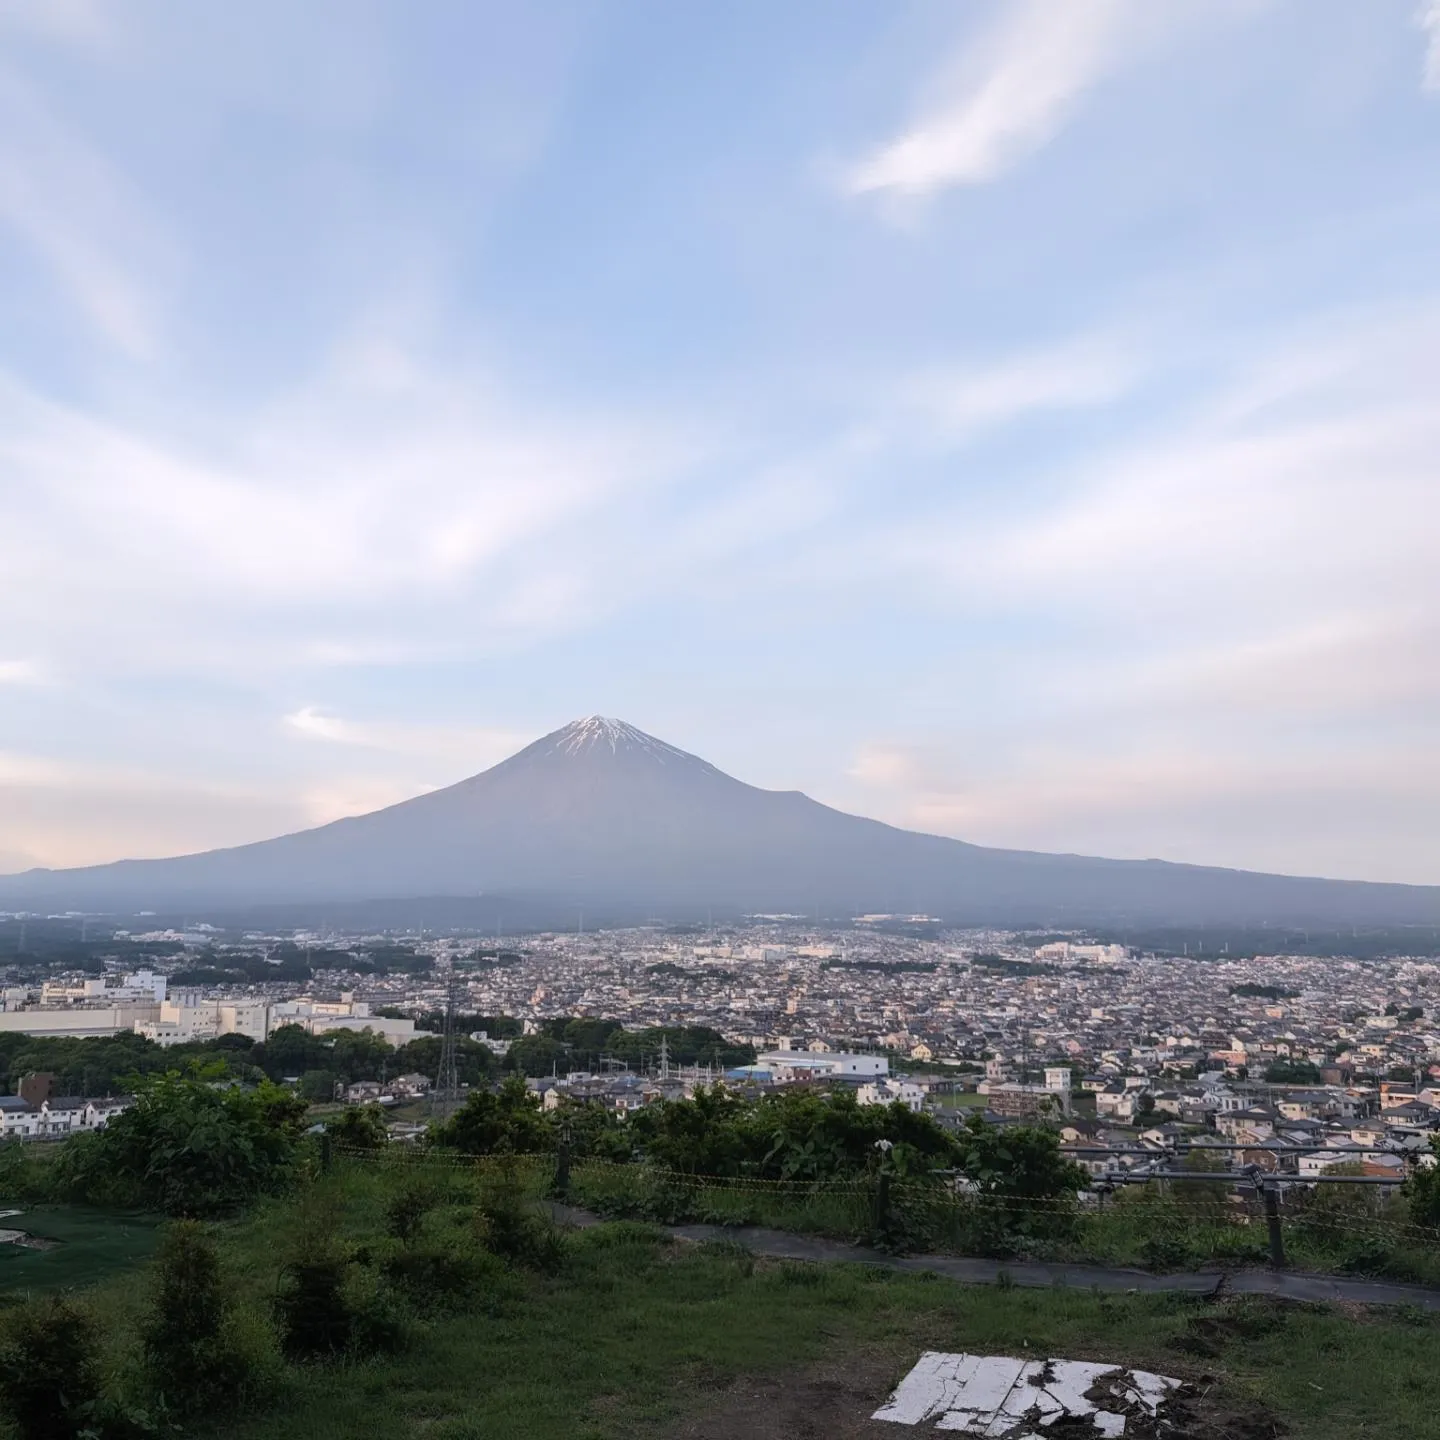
207;1236;1440;1440
929;1091;989;1110
0;1205;164;1293
21;1159;1438;1440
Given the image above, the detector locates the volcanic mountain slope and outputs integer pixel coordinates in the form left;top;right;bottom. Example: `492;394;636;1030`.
3;716;1439;926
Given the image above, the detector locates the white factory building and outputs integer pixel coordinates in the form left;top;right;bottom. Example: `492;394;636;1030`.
0;980;414;1048
754;1050;890;1083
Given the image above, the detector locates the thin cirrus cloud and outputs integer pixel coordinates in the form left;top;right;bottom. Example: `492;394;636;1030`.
895;335;1140;441
846;0;1137;196
283;706;529;769
0;0;112;48
0;65;172;356
1421;0;1440;90
0;341;692;674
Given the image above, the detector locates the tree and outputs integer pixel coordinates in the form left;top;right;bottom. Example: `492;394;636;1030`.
0;1296;103;1440
300;1069;340;1102
1263;1059;1323;1084
253;1023;328;1080
328;1029;394;1083
1136;1093;1156;1121
504;1034;567;1078
1404;1137;1440;1230
394;1035;493;1086
951;1114;1087;1204
327;1104;389;1150
55;1074;308;1216
430;1075;551;1155
142;1221;253;1414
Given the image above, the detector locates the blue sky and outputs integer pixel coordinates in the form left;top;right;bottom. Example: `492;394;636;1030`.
1;0;1438;883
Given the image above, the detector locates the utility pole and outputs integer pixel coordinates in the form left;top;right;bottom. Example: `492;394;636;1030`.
433;967;462;1119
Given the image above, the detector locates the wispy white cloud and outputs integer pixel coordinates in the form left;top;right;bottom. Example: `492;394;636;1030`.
897;335;1138;440
0;337;694;673
1420;1;1440;91
284;706;529;768
0;67;173;355
0;0;113;49
0;661;43;686
846;0;1134;196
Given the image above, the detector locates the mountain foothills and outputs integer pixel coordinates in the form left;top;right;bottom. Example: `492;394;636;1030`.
3;717;1438;926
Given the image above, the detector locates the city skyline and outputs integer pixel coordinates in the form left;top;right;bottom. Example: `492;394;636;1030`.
2;1;1439;883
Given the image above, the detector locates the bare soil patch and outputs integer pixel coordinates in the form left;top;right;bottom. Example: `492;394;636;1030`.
668;1351;1286;1440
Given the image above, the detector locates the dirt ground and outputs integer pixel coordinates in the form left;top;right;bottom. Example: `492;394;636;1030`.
668;1349;1286;1440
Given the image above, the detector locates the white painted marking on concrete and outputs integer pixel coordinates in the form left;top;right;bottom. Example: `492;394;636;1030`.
873;1353;1181;1435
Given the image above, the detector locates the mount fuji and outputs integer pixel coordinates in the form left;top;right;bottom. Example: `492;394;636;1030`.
2;716;1438;926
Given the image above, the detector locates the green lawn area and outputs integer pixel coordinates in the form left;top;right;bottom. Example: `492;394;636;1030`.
929;1091;988;1110
0;1204;163;1293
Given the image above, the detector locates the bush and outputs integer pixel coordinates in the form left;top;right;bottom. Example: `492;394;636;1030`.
384;1178;440;1245
277;1246;354;1360
327;1104;389;1151
142;1221;258;1414
429;1075;552;1155
476;1168;567;1272
0;1141;53;1204
950;1114;1086;1240
0;1295;103;1440
277;1196;407;1360
1403;1138;1440;1230
55;1074;308;1216
379;1244;502;1314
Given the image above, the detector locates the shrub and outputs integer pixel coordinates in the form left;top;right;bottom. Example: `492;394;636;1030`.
1403;1138;1440;1230
384;1178;440;1246
142;1221;258;1414
476;1169;567;1272
379;1244;502;1314
429;1075;552;1155
277;1198;408;1360
277;1245;354;1360
0;1141;52;1204
327;1104;389;1151
56;1074;308;1216
0;1295;103;1440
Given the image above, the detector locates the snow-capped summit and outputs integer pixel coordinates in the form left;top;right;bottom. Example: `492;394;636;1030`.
543;717;699;763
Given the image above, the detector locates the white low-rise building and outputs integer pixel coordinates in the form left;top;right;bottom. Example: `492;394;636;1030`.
0;1093;133;1140
857;1078;926;1112
755;1050;889;1082
135;995;416;1046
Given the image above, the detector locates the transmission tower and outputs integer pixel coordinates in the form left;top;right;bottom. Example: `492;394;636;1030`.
432;968;462;1118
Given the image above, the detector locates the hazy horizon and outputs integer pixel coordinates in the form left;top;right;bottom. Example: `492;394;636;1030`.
2;2;1438;885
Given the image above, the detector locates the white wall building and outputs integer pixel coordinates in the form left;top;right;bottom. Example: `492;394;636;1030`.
0;1005;162;1039
136;995;416;1046
857;1078;926;1112
755;1050;888;1082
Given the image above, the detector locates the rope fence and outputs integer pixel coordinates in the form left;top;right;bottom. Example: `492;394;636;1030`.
325;1140;1439;1278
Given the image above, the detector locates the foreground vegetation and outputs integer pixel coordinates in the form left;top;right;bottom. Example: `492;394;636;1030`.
3;1156;1440;1440
0;1068;1435;1438
6;1068;1440;1291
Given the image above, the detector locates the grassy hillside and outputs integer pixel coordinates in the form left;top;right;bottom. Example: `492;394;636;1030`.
4;1159;1437;1440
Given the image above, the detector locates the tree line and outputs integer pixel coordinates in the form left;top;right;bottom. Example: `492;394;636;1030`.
0;1018;755;1101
